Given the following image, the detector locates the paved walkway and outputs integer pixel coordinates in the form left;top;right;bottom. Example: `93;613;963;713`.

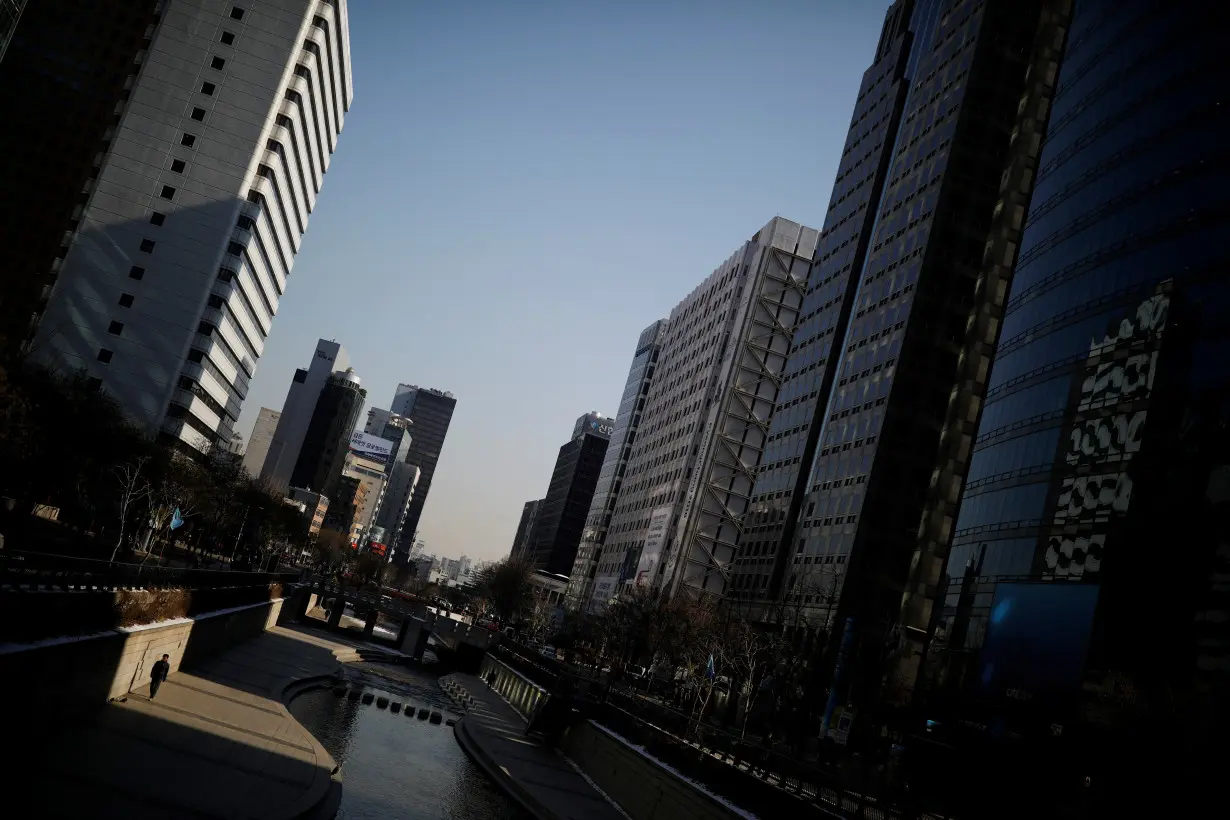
444;673;626;820
12;624;351;820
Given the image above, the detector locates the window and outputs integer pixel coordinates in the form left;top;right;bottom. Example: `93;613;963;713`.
211;56;226;70
129;266;145;280
201;81;216;96
97;348;113;363
180;133;196;147
230;6;245;19
170;159;186;173
85;377;103;392
160;185;176;200
108;321;124;336
118;293;134;308
227;241;244;255
149;212;165;226
139;239;155;253
191;107;206;122
220;31;235;45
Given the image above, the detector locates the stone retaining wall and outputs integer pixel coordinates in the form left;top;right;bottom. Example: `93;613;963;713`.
479;653;549;720
0;597;283;723
562;720;746;820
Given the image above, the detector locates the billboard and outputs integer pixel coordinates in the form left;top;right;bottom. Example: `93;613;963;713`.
635;506;673;585
979;582;1101;695
349;431;395;461
573;412;615;440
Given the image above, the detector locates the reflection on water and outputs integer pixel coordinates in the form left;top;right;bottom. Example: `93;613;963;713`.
290;665;524;820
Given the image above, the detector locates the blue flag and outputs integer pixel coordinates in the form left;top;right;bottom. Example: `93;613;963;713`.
170;508;184;530
705;654;716;680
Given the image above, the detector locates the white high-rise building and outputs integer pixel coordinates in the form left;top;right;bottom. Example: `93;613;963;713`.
30;0;352;454
242;406;280;477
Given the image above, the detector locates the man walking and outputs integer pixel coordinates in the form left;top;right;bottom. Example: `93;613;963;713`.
149;653;170;699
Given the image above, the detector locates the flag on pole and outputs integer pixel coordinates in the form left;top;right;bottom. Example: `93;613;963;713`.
705;654;716;680
170;508;184;530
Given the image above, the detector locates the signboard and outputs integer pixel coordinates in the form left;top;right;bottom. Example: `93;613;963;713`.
349;431;395;461
573;412;614;440
635;506;673;585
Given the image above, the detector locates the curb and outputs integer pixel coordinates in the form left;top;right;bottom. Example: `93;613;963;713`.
453;716;556;820
273;667;346;820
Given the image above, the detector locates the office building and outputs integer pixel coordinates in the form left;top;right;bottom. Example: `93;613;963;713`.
242;407;280;478
289;366;365;497
362;410;420;548
511;499;544;559
387;384;456;559
25;1;352;454
527;412;613;576
288;486;328;537
729;1;1065;716
567;320;664;610
0;0;158;358
902;0;1228;797
587;217;817;609
262;339;349;492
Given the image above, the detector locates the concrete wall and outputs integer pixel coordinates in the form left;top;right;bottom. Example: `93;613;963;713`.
479;654;549;721
0;597;282;723
562;720;744;820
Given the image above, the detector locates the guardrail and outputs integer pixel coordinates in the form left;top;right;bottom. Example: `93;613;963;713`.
0;550;298;591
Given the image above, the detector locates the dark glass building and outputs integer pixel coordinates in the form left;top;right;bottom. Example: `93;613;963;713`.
389;384;456;561
911;1;1230;811
0;0;159;358
528;413;612;577
510;498;544;559
290;368;365;498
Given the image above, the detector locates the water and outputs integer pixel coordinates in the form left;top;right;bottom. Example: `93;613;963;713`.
289;664;524;820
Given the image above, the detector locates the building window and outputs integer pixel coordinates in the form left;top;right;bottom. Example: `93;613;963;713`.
201;81;216;96
97;349;113;363
171;159;186;173
220;31;235;45
139;239;155;253
160;185;176;200
191;107;206;122
149;212;165;226
129;266;145;280
181;133;196;147
86;377;103;392
227;241;244;255
230;6;245;19
118;293;134;308
108;321;124;336
211;56;226;70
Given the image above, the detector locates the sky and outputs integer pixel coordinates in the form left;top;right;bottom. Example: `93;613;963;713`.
237;0;889;562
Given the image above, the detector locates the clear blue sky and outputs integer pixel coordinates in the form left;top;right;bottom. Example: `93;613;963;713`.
238;0;889;562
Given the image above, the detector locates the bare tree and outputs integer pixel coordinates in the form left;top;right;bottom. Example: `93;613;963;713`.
726;619;781;738
110;458;150;563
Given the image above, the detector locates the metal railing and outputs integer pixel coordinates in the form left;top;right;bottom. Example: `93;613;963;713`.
0;550;297;591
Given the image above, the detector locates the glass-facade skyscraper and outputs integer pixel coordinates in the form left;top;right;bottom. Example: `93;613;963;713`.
388;384;457;562
528;413;613;577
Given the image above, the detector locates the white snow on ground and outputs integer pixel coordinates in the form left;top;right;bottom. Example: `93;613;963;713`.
0;598;284;655
590;721;762;820
371;625;399;639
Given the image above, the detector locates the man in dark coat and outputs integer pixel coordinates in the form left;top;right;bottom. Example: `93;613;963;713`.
150;654;170;699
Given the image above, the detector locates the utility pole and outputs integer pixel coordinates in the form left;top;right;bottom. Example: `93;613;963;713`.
230;505;250;565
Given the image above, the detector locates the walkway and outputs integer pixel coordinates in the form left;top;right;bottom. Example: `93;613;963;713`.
11;624;351;820
444;672;626;820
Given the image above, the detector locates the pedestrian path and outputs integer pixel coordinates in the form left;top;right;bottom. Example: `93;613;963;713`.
444;672;626;820
12;624;351;820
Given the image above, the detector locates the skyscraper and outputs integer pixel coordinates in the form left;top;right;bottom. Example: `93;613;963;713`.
0;0;26;64
387;384;456;561
26;1;352;453
588;217;818;609
528;413;613;576
901;3;1228;805
566;320;664;610
290;367;365;497
241;407;280;478
730;0;1070;726
261;339;350;493
511;499;544;559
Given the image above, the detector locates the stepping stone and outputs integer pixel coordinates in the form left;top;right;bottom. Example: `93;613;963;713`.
429;711;442;724
446;718;456;726
361;692;374;704
376;697;389;709
390;702;401;713
347;690;361;701
417;708;429;720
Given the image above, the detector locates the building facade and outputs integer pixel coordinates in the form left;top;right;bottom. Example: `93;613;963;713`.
28;0;352;454
0;0;25;64
586;217;818;610
387;384;456;560
289;366;364;497
567;320;664;610
527;413;613;576
511;499;544;559
242;406;280;477
910;0;1229;788
261;338;349;491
